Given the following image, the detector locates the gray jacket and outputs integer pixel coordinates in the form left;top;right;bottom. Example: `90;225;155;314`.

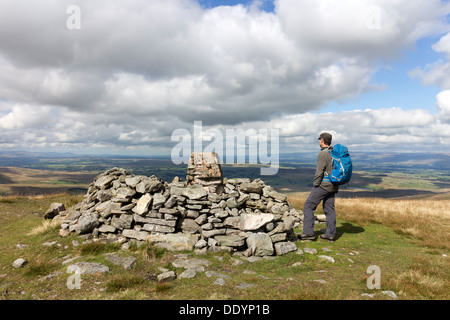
313;146;339;194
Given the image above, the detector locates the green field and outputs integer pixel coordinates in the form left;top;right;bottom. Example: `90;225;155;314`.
0;153;449;302
1;154;450;199
0;194;448;301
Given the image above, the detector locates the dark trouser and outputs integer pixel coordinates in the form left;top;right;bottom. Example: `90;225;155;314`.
302;187;336;237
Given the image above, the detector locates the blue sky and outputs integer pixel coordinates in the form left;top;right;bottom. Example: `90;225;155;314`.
199;0;274;11
322;37;444;113
200;1;446;114
352;37;443;112
0;0;450;156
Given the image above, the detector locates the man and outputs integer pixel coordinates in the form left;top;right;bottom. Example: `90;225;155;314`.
299;132;339;241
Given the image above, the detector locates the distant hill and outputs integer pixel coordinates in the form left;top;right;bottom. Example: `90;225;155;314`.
0;150;449;199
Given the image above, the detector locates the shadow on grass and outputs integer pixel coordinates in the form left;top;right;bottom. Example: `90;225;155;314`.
301;222;365;242
334;222;365;241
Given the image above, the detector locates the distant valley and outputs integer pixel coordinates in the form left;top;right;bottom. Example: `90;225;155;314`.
0;151;449;200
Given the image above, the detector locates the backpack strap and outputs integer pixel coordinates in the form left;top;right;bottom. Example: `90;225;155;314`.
323;147;333;183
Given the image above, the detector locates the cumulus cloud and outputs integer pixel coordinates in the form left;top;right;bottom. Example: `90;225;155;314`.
276;0;450;60
0;0;449;154
409;27;450;124
237;106;445;152
409;23;450;87
436;90;450;123
0;104;53;130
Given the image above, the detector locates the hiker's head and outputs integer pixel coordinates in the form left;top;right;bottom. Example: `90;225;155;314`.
318;132;332;147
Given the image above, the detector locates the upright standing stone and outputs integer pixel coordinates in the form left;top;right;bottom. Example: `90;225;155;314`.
186;152;224;194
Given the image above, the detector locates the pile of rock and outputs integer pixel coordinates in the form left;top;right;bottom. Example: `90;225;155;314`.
53;167;304;256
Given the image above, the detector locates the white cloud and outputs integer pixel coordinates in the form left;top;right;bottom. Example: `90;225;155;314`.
275;0;450;60
436;90;450;123
410;30;450;125
262;107;443;151
432;32;450;56
0;104;53;130
0;0;449;154
409;30;450;89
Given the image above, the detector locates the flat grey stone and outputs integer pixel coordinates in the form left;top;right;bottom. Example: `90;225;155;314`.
147;233;199;251
133;193;152;215
243;270;256;274
239;182;261;194
194;239;207;249
111;216;129;230
94;175;114;189
313;279;327;284
268;191;287;202
122;229;149;241
246;233;274;257
318;255;335;263
98;225;116;233
213;278;226;286
304;248;317;255
240;213;274;231
62;257;80;265
172;258;210;271
179;269;197;279
242;256;264;263
182;185;207;200
67;262;109;274
214;235;246;247
38;271;61;281
125;176;142;188
382;291;398;299
76;212;99;234
152;193;167;207
42;241;58;247
157;271;177;282
237;283;255;289
205;271;231;279
104;254;137;270
274;241;297;255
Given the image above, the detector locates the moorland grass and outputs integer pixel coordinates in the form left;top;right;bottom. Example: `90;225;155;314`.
0;193;449;300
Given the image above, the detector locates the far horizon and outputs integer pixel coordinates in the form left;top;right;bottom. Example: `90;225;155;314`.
1;1;450;155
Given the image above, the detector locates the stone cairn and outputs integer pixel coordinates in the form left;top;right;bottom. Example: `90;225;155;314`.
53;153;305;256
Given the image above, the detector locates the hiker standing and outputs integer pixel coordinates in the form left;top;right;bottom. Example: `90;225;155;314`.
299;132;339;241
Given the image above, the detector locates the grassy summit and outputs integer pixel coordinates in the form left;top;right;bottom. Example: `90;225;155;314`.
0;193;448;300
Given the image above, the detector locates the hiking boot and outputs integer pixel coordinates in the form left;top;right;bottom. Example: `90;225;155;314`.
320;234;334;242
298;233;315;241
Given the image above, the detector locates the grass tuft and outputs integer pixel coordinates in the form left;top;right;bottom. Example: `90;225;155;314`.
106;275;145;292
155;282;174;293
23;257;59;277
27;219;60;236
79;242;121;256
142;240;167;260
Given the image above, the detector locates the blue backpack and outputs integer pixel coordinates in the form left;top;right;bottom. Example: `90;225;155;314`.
322;144;353;185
